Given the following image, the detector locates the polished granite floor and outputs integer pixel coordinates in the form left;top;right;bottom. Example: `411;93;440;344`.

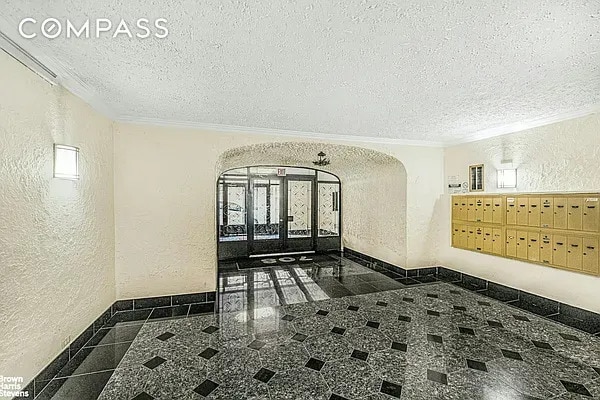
36;256;600;399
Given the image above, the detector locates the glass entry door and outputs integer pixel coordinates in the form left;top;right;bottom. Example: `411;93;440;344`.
218;166;341;260
249;176;315;255
250;177;283;254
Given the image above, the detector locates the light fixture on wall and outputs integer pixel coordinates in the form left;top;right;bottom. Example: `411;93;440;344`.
53;144;79;180
313;151;330;167
497;169;517;188
497;160;517;189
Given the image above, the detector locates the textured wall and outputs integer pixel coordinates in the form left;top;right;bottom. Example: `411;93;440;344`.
218;142;408;266
437;113;600;312
114;125;443;299
0;52;115;384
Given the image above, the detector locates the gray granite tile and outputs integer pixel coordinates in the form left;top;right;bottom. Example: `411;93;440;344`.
267;367;330;400
304;332;353;361
321;357;382;398
259;340;311;371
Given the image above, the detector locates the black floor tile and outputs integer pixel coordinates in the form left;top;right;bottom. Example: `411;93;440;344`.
198;347;219;360
531;340;553;350
402;297;415;303
329;394;350;400
376;301;388;307
398;315;411;323
202;325;219;334
560;380;592;396
477;301;491;307
253;367;276;383
593;367;600;376
459;327;475;335
345;282;380;294
248;339;266;350
487;320;504;328
282;314;296;321
351;349;369;361
316;309;330;316
36;371;114;400
347;305;360;311
131;392;154;400
501;349;523;361
143;356;166;370
305;357;326;371
395;278;421;286
512;314;530;322
427;310;440;317
427;334;443;344
453;305;467;311
559;332;582;342
466;359;488;372
427;369;448;385
357;272;390;282
366;321;380;329
427;293;439;299
86;324;142;347
317;283;354;298
291;333;308;342
391;342;407;352
368;279;404;291
56;342;131;378
380;380;402;398
331;326;346;335
193;379;219;397
156;332;175;341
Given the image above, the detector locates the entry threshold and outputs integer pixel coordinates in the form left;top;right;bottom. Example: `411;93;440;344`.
249;250;316;258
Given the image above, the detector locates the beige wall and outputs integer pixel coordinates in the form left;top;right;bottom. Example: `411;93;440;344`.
113;124;444;299
436;113;600;312
0;52;115;385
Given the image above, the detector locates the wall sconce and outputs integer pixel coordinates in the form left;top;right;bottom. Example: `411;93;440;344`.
54;144;79;180
497;168;517;188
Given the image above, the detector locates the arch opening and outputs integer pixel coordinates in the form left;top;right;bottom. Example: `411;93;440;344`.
216;142;408;268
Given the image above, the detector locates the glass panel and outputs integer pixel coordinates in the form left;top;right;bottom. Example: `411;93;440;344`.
253;179;281;240
222;167;248;176
317;170;338;182
218;182;247;242
249;166;278;176
285;167;315;176
318;183;340;237
287;180;312;238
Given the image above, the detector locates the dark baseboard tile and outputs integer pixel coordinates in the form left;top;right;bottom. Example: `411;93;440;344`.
22;290;216;400
343;247;600;337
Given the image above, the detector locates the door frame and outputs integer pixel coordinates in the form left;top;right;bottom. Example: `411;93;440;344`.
217;166;342;260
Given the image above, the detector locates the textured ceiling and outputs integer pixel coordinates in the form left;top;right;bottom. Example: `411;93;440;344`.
0;1;599;145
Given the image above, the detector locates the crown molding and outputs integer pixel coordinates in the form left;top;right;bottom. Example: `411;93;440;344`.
446;104;600;147
2;15;598;149
0;16;121;121
114;116;447;147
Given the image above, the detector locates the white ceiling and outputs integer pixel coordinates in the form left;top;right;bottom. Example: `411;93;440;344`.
1;1;599;145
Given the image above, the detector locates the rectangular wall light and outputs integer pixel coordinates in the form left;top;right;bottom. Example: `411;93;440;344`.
497;168;517;188
54;144;79;180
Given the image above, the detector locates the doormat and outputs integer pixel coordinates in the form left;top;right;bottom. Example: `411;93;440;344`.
237;253;338;269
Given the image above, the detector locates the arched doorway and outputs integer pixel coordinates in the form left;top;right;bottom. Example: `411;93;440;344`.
218;165;341;260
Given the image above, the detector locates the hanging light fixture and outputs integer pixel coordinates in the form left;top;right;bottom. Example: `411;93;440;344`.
312;151;330;166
